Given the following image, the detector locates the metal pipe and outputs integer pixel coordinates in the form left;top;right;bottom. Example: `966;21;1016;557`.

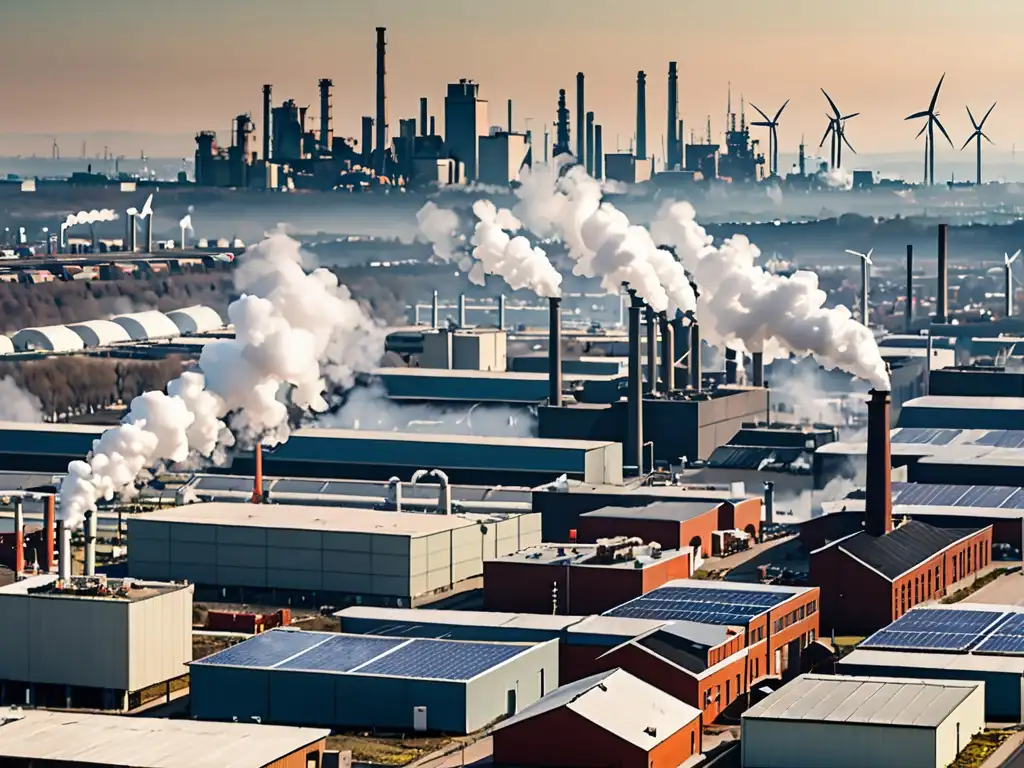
763;481;775;527
594;125;603;180
420;98;428;137
690;322;702;393
252;444;263;504
576;73;585;162
645;306;657;395
725;347;738;385
549;297;563;407
374;27;389;177
865;387;893;537
84;509;96;577
57;519;70;583
431;290;439;328
13;498;23;578
752;351;764;388
498;295;507;330
262;84;272;161
627;290;644;473
659;312;674;394
585;112;595;176
458;294;467;328
44;494;55;573
936;224;949;324
905;244;914;332
636;71;647;160
507;99;513;134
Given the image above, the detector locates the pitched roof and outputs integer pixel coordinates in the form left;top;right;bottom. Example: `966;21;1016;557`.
839;520;984;580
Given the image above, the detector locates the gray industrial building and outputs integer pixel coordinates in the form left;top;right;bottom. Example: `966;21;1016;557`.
898;395;1024;430
127;502;541;605
0;422;104;473
190;629;558;733
372;367;620;403
0;575;192;710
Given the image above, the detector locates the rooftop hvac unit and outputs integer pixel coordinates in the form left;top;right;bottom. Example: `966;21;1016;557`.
413;706;428;732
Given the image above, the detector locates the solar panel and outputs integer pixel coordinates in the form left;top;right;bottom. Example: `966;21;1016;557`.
859;609;1006;652
972;430;1024;449
974;613;1024;655
275;635;407;673
194;475;256;492
271;478;329;494
1001;489;1024;509
894;484;966;507
956;485;1017;508
192;630;329;668
604;586;790;624
891;428;962;446
354;639;526;681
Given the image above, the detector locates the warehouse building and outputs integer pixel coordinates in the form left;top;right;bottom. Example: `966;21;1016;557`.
0;708;330;768
111;310;182;341
838;605;1024;720
898;395;1024;430
190;628;558;733
740;674;985;768
929;366;1024;398
0;575;192;710
483;539;692;615
67;319;132;348
166;304;224;335
128;502;541;606
371;366;621;403
492;669;703;768
0;422;104;472
11;324;85;352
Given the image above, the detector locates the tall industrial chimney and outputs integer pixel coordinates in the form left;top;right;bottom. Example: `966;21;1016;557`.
752;351;765;388
430;116;436;136
1007;260;1016;318
84;509;96;577
420;98;428;137
667;62;679;169
262;84;272;160
861;256;870;327
936;223;949;324
690;322;702;392
670;315;688;373
375;27;389;176
865;387;893;537
498;294;507;330
56;519;70;583
906;244;914;333
645;307;657;395
627;290;645;473
318;78;333;157
585;112;595;176
252;443;263;504
126;213;137;252
555;89;571;157
763;481;775;526
594;125;603;179
361;117;374;166
549;298;563;407
576;73;585;162
659;312;674;394
431;290;439;328
13;497;23;578
44;494;55;573
143;215;153;254
636;71;647;160
507;99;513;133
725;347;738;385
458;294;467;328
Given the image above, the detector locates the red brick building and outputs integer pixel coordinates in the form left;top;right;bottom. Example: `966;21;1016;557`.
492;668;702;768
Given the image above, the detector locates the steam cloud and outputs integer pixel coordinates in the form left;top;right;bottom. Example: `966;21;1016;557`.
62;209;118;228
0;377;44;423
59;231;385;528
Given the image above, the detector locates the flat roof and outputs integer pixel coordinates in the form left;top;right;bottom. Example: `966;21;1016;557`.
743;674;982;728
289;427;616;451
903;395;1024;411
0;708;329;768
131;502;483;537
372;367;619;383
840;648;1024;675
0;421;105;435
0;574;189;602
493;543;688;570
581;501;720;523
335;605;580;632
538;478;750;503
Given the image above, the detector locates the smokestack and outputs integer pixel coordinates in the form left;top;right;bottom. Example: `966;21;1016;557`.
361;117;374;166
375;27;389;176
861;256;870;327
84;509;96;577
431;290;439;328
44;494;55;573
936;223;949;324
636;71;647;160
585;112;595;175
670;315;687;375
13;497;23;578
752;351;765;388
430;115;436;136
659;312;674;394
725;347;738;385
555;89;570;157
763;481;775;527
458;294;467;328
252;444;263;504
1007;262;1015;318
627;290;645;474
690;322;702;393
143;215;153;254
906;244;914;333
865;388;893;537
420;98;428;137
645;306;657;395
56;519;70;583
318;78;333;157
594;125;603;179
126;214;137;252
262;84;272;160
507;99;513;133
576;73;585;162
667;62;679;169
549;297;563;407
498;294;507;330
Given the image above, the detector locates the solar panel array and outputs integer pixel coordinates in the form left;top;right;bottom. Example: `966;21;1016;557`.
972;430;1024;449
860;608;1024;656
604;586;790;625
891;482;1024;510
193;630;531;681
891;428;963;446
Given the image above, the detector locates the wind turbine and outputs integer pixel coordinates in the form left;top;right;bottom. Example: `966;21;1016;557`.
845;248;874;326
906;74;953;186
1005;250;1021;317
750;100;789;178
961;103;996;185
821;90;859;168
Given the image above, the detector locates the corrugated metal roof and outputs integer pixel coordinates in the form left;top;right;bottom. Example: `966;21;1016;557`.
581;500;719;523
743;674;981;727
707;445;811;471
839;648;1024;674
494;669;700;749
0;708;328;768
838;521;981;580
66;320;131;347
111;310;180;341
11;325;85;353
166;305;224;335
335;606;580;631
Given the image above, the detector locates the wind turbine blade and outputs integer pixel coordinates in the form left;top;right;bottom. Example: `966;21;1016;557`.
916;122;929;139
966;105;978;130
844;249;866;259
750;121;772;128
821;88;841;118
749;102;771;123
841;112;860;121
960;134;976;151
933;115;955;148
774;99;790;122
819;125;833;147
1011;249;1022;265
982;132;995;145
928;73;946;113
906;111;930;121
980;102;997;127
841;132;857;154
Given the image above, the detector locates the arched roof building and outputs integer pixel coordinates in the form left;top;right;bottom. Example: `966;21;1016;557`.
110;311;180;341
0;336;13;355
12;326;86;353
166;305;224;336
67;320;132;348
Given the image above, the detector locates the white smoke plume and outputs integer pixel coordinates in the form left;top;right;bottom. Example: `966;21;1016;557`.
416;202;463;261
823;167;853;190
62;209;118;228
0;377;44;422
59;231;385;528
468;200;561;297
650;200;890;390
179;214;194;233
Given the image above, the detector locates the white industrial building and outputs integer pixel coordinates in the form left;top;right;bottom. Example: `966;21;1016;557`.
740;674;985;768
128;502;541;605
0;575;193;710
67;319;132;348
11;325;85;352
0;335;13;355
166;304;224;335
111;310;181;341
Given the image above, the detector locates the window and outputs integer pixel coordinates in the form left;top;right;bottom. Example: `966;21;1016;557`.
705;689;712;707
306;753;320;768
726;680;731;702
967;547;972;572
914;577;919;604
539;669;545;696
736;674;741;693
809;629;816;644
901;583;906;613
927;570;932;599
691;731;695;754
936;565;941;590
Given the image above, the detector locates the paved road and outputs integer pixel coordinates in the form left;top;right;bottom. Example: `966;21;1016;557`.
963;566;1024;606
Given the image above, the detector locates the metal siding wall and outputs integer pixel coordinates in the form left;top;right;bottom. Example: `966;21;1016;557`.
127;519;171;581
741;719;937;768
270;671;337;727
463;640;560;733
425;531;453;593
934;688;985;768
334;675;466;732
127;586;193;691
0;594;30;681
26;598;129;689
451;526;483;584
190;665;270;722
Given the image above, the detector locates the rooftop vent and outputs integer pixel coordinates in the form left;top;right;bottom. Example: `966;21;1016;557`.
644;726;657;738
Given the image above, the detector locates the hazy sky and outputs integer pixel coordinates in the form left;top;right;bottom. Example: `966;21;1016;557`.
4;0;1023;161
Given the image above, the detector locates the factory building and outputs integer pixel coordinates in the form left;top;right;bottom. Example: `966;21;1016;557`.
66;319;131;348
478;132;530;186
0;575;192;711
492;669;703;768
838;604;1024;720
0;422;104;472
483;539;692;615
190;628;558;733
374;368;589;403
127;502;541;605
444;80;488;181
111;310;182;341
0;708;330;768
929;366;1024;398
166;304;224;335
419;328;508;371
810;391;994;635
898;395;1024;430
11;324;85;352
740;674;985;768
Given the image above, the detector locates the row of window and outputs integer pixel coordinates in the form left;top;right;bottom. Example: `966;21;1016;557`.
772;600;818;634
894;537;989;619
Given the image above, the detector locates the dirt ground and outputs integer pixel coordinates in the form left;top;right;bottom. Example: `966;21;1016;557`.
326;733;460;766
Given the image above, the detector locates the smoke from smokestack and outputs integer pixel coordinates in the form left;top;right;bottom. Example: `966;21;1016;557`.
58;231;385;529
0;377;43;422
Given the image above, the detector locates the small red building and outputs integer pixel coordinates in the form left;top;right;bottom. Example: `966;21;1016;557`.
492;668;703;768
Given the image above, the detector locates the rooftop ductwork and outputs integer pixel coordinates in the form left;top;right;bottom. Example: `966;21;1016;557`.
549;297;563;407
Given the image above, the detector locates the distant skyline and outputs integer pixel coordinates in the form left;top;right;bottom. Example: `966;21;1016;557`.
4;0;1024;168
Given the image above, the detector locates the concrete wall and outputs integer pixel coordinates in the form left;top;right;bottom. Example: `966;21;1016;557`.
463;640;559;732
127;584;193;692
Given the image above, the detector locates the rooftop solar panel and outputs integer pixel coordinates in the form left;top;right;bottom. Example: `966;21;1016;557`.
891;428;962;446
354;639;526;680
604;586;790;624
192;630;329;668
274;635;407;673
972;430;1024;449
957;485;1017;508
974;613;1024;655
859;609;1006;652
893;484;965;507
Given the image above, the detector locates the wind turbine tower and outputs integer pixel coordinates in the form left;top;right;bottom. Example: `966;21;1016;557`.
750;100;789;177
962;103;996;185
821;89;859;169
906;74;953;186
846;248;874;326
